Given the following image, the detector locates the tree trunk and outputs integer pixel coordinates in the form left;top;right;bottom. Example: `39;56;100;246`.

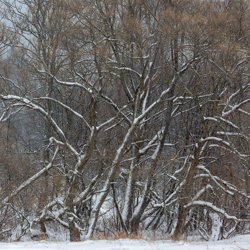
131;216;140;235
69;220;80;242
173;205;186;240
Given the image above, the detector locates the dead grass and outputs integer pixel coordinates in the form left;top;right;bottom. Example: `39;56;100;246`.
167;234;187;242
93;231;144;240
31;233;48;241
93;230;172;241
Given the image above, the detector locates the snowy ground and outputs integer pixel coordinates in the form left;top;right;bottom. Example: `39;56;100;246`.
0;235;249;250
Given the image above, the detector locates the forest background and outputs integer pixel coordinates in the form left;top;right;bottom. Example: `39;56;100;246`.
0;0;249;242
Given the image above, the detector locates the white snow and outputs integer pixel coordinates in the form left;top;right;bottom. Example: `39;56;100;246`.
1;235;250;250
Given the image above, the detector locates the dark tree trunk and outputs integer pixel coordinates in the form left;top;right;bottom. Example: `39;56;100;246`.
173;205;186;240
131;216;140;235
69;220;80;242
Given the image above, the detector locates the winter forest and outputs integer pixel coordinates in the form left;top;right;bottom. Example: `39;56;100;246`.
0;0;250;242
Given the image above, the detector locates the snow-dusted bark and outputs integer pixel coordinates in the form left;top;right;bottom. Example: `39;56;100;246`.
121;146;136;229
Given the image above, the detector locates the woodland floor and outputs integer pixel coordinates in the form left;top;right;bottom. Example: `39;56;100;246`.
0;234;249;250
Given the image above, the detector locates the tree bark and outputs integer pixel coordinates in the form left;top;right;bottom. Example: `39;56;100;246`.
173;205;186;240
69;220;80;242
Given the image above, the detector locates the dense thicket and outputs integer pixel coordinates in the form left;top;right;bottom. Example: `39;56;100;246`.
0;0;250;241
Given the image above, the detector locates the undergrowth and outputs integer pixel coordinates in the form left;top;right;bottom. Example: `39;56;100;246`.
92;231;171;241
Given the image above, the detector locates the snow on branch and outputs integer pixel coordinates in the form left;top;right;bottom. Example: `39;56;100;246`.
100;94;132;125
0;107;22;122
2;146;59;204
222;99;250;118
217;117;240;130
40;97;92;131
112;66;142;78
201;137;248;158
191;184;213;202
28;174;100;231
184;201;238;220
196;165;250;198
38;70;94;95
0;94;80;157
0;95;66;140
154;177;188;209
200;137;230;147
73;175;100;205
